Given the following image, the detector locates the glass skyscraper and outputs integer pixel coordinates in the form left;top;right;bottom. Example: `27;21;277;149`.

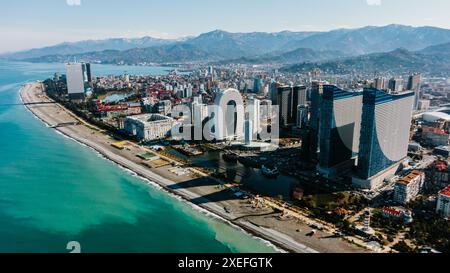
308;81;324;160
353;88;414;190
276;85;307;128
318;85;363;177
292;86;307;125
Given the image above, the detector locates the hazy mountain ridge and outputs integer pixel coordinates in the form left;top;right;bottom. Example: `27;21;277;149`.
282;24;450;55
23;43;219;64
216;47;348;65
281;44;450;76
183;30;319;58
5;25;450;69
0;36;177;60
419;42;450;56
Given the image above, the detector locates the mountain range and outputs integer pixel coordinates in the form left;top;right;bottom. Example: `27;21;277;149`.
0;36;178;60
216;48;348;65
279;25;450;55
281;42;450;76
2;24;450;73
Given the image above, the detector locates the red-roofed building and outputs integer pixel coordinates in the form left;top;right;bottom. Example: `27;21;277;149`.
422;125;449;147
429;160;450;189
95;101;142;118
383;207;403;218
394;170;425;205
441;185;450;196
435;161;448;172
436;185;450;219
382;207;413;223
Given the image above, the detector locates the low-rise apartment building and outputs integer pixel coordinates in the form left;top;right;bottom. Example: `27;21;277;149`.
394;170;425;205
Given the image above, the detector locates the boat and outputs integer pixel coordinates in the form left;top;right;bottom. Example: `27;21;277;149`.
261;164;279;178
222;152;239;163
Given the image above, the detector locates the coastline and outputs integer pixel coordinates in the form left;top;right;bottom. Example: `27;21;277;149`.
20;82;369;253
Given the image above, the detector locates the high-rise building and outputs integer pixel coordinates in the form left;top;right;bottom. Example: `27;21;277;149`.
260;99;272;120
417;99;430;111
124;72;130;84
353;88;414;190
269;80;280;105
407;73;421;90
407;73;422;110
308;81;324;159
191;101;209;141
247;96;261;138
253;77;263;93
374;77;386;90
296;105;309;129
318;85;363;177
244;119;253;145
293;86;308;119
84;63;92;83
66;62;90;100
277;86;294;128
276;85;307;128
183;87;193;98
259;99;273;141
388;78;403;92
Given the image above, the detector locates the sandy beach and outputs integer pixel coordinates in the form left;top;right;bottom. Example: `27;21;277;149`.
19;81;370;253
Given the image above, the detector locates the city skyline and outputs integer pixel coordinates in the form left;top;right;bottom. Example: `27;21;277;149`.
1;0;450;53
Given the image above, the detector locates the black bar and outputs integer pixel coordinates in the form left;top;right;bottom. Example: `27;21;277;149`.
0;253;447;272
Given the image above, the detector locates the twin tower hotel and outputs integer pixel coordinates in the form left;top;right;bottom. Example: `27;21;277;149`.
312;84;414;190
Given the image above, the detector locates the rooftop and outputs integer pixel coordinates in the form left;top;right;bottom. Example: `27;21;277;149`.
363;88;414;105
422;111;450;122
435;160;449;172
422;125;448;136
383;207;403;217
323;85;362;101
439;185;450;197
128;113;173;123
398;170;424;185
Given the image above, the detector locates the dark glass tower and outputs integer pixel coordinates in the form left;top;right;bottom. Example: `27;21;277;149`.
292;86;307;125
276;85;307;128
318;85;363;176
308;81;324;160
277;86;293;128
84;63;92;83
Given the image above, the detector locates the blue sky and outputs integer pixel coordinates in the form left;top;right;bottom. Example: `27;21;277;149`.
1;0;449;53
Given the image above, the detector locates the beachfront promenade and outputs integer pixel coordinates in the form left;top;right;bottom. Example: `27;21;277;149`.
20;82;370;253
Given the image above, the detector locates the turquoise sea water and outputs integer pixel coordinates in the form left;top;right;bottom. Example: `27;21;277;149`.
0;61;278;253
